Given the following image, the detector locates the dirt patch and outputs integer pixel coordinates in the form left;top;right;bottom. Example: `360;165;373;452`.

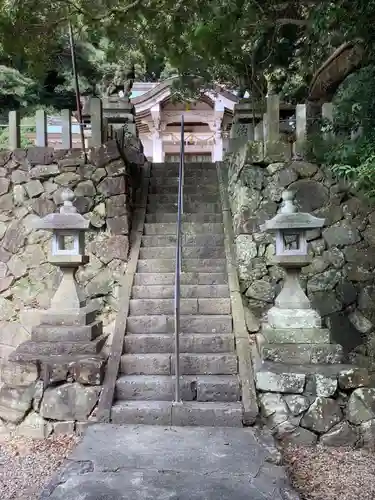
0;434;80;500
284;444;375;500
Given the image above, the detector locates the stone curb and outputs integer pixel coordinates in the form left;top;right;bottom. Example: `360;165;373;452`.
216;161;259;425
96;163;150;422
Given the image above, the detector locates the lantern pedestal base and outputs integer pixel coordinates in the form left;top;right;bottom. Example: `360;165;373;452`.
9;333;108;362
267;307;322;330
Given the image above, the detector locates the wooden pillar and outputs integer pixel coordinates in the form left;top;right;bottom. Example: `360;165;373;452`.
8;111;21;150
61;109;72;149
35;109;48;146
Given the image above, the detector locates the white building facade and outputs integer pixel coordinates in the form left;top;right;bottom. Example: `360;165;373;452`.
131;79;238;163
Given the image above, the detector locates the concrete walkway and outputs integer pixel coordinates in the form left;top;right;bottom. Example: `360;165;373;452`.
40;424;299;500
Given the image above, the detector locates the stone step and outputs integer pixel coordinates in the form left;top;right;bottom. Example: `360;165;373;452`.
141;234;225;247
149;175;218;185
148;194;220;204
129;298;231;315
126;315;232;334
151;166;217;176
151;162;216;170
120;353;238;375
145;213;223;223
143;223;224;235
133;272;228;286
115;375;240;402
131;284;229;299
147;202;222;213
111;401;243;426
124;333;235;354
136;259;227;273
148;185;219;194
139;246;225;259
261;343;344;365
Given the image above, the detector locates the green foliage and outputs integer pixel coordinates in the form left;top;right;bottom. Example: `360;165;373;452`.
305;63;375;198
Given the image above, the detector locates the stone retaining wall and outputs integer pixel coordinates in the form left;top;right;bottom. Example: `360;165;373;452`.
257;365;375;447
0;138;145;379
227;143;375;371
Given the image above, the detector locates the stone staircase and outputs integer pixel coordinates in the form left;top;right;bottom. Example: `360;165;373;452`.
111;162;243;426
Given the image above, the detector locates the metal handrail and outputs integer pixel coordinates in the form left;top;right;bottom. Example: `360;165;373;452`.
174;115;184;402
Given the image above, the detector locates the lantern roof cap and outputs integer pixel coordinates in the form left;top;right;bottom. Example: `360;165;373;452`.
35;190;90;231
261;190;325;232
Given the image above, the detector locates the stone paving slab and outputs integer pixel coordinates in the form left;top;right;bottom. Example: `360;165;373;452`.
40;424;299;500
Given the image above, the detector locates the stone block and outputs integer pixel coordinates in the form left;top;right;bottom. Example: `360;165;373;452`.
27;147;54;165
31;321;103;342
171;401;242;427
2;220;27;253
339;368;369;390
53;421;75;435
54;172;80;187
301;397;342;433
267;307;321;329
40;305;97;326
323;220;361;247
360;419;375;450
320;421;358;447
262;326;330;344
17;411;53;439
44;362;69;383
25;180;44;198
281;427;318;446
107;215;130;235
1;361;38;388
97;177;126;197
74;180;96;197
347;388;375;425
289;179;329;212
0;177;10;195
30;164;59;179
89;142;120;168
0;384;35;423
31;197;55;217
259;392;289;426
284;395;310;416
256;370;305;394
91;235;129;264
106;196;127;217
315;374;337;397
40;383;101;421
71;357;106;385
11;333;108;361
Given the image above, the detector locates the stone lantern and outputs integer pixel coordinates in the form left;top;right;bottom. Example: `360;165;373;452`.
12;190;105;360
261;190;325;330
38;190;89;312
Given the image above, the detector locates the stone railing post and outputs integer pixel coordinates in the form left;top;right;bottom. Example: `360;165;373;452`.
61;109;72;149
294;103;307;157
266;94;280;143
90;97;103;146
8;110;21;150
35;109;48;147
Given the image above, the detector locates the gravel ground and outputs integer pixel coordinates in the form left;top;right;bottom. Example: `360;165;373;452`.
0;434;80;500
284;444;375;500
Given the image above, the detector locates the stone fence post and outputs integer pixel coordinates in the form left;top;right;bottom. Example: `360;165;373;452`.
8;110;21;150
